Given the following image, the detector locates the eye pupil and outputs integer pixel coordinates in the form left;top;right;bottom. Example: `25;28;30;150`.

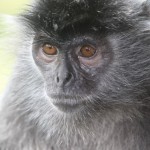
80;45;96;58
42;44;57;55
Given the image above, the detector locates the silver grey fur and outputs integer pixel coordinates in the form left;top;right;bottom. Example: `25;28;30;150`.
0;0;150;149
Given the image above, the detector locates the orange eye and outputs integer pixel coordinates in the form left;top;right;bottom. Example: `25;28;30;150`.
42;44;58;55
80;45;96;58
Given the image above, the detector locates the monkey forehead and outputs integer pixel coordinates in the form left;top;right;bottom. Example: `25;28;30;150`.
22;0;141;35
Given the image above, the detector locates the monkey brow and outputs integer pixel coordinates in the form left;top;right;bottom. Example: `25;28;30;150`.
21;0;133;38
21;12;98;39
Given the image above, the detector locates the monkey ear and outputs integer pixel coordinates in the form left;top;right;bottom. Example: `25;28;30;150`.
141;0;150;16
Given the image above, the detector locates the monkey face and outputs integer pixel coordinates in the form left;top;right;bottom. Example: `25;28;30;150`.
32;32;112;112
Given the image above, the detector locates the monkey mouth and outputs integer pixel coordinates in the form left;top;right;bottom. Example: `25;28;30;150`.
50;94;85;113
53;102;83;113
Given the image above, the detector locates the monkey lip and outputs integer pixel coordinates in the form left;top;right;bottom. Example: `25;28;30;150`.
53;102;82;113
50;94;85;113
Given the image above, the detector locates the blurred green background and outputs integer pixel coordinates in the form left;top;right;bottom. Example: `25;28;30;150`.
0;0;29;94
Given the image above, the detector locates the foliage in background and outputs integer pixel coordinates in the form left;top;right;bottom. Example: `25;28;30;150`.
0;0;29;15
0;0;29;93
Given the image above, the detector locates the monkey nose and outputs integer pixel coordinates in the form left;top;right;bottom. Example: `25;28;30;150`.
56;72;74;86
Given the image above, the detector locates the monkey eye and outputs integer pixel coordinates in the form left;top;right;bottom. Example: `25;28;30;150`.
42;44;58;55
80;45;96;58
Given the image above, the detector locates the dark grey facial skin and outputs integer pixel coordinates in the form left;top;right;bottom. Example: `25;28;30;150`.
0;0;150;150
32;33;112;113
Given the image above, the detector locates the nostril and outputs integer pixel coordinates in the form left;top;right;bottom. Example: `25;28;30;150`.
56;77;59;83
65;72;73;84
